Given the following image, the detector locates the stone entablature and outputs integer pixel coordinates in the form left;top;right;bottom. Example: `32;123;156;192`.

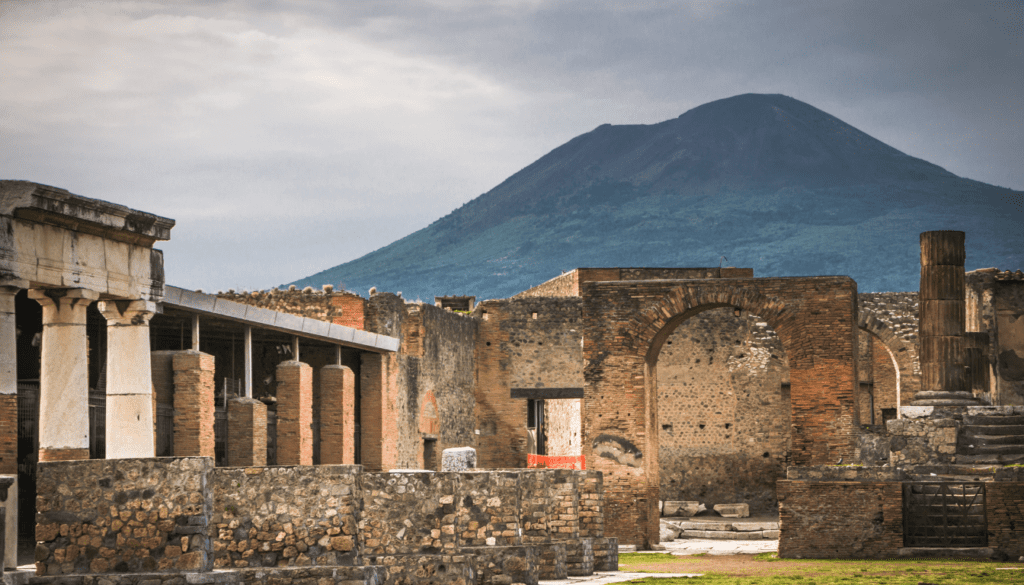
0;181;172;301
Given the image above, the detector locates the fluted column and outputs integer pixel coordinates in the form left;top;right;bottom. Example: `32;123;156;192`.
99;300;157;458
920;231;966;394
28;288;99;462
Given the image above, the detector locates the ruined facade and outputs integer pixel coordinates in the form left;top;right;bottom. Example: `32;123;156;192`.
3;181;1024;576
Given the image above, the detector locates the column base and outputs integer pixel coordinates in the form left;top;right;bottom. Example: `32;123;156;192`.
39;448;89;462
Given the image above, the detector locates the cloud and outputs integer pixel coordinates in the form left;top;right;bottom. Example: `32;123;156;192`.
1;0;1020;291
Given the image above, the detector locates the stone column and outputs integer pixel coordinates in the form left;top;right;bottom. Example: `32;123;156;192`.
28;288;99;462
99;300;157;458
172;351;216;458
917;231;975;404
276;360;313;465
320;364;355;464
0;282;24;569
227;397;267;466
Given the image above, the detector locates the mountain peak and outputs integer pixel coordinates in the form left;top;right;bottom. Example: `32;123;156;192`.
292;94;1021;301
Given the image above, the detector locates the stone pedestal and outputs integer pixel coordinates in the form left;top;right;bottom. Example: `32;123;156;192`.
173;351;216;457
441;447;477;471
29;288;99;462
277;361;313;465
99;300;157;458
227;397;267;467
320;364;356;464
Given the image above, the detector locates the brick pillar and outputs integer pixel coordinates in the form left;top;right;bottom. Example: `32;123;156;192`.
228;397;267;467
360;352;398;471
0;283;24;569
578;471;604;538
277;361;313;465
99;300;157;459
29;288;99;462
172;351;215;457
320;364;355;465
919;231;968;395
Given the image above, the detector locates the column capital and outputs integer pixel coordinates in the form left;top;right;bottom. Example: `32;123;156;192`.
29;288;99;325
98;299;159;325
0;284;23;314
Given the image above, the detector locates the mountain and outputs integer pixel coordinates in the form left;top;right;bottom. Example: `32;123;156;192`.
291;94;1024;301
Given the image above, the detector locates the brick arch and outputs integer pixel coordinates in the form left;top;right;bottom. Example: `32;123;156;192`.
582;276;859;548
632;285;794;366
858;313;920;412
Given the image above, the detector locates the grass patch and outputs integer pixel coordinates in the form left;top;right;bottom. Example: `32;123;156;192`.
617;551;1023;584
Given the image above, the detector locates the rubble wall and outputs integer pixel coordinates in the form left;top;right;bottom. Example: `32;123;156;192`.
35;457;214;576
777;480;902;559
211;465;363;568
656;307;790;515
473;298;584;468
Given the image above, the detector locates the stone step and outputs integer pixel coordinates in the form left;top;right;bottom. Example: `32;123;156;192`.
963;414;1024;426
914;391;979;401
956;452;1024;464
676;529;778;540
962;424;1024;436
908;398;982;406
964;434;1024;446
897;547;995;559
958;444;1024;456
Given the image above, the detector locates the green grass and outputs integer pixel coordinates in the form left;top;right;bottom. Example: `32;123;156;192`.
618;551;1023;584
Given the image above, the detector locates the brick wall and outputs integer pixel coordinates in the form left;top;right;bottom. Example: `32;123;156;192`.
320;365;356;465
473;298;583;468
227;397;267;467
657;307;790;514
545;399;582;456
514;271;579;298
216;288;365;330
211;465;362;568
871;336;899;421
35;457;214;575
276;361;313;466
777;480;902;559
363;294;477;470
582;276;859;547
858;292;921;405
172;351;215;458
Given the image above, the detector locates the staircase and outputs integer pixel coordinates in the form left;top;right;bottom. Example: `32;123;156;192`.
908;391;982;407
957;412;1024;464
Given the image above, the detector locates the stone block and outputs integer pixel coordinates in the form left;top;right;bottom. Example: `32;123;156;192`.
536;542;567;580
713;503;749;518
662;501;702;517
762;529;780;539
591;537;618;571
463;545;538;585
442;447;477;471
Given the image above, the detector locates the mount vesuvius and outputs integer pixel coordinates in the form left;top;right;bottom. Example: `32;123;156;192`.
291;94;1023;301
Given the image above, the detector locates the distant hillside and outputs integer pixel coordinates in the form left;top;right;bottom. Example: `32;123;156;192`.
291;94;1024;301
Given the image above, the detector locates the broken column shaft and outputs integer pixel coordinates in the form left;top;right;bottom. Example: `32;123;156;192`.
918;231;970;398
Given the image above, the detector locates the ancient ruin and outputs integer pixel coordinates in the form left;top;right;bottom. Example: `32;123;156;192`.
1;179;1022;582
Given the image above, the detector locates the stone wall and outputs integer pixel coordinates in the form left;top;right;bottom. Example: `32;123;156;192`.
473;298;583;468
987;482;1024;559
858;292;921;404
35;457;214;576
364;295;477;470
216;288;366;329
656;307;790;514
777;479;902;559
360;471;459;556
211;465;362;568
966;270;1024;405
513;271;579;298
886;416;957;466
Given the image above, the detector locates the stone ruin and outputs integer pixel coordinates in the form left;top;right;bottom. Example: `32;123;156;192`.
0;180;1023;578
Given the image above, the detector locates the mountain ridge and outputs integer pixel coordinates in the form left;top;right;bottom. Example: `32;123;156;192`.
291;93;1023;300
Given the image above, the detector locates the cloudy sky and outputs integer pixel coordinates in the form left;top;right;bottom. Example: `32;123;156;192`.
2;1;1021;292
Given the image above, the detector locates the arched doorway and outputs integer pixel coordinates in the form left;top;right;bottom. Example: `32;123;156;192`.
656;307;791;515
582;277;859;548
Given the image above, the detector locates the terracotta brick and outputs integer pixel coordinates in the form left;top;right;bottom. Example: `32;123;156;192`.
276;361;313;465
172;350;215;458
320;364;355;465
227;397;267;467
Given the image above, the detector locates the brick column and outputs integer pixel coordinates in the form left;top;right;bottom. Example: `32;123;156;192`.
99;300;157;459
320;364;355;465
227;397;267;467
0;282;24;569
29;288;99;462
172;350;215;457
360;352;398;471
277;361;313;465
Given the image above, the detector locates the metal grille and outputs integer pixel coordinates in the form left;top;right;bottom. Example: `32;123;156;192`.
903;482;987;547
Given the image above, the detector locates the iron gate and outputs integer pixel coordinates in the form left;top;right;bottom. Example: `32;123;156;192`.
903;482;987;547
